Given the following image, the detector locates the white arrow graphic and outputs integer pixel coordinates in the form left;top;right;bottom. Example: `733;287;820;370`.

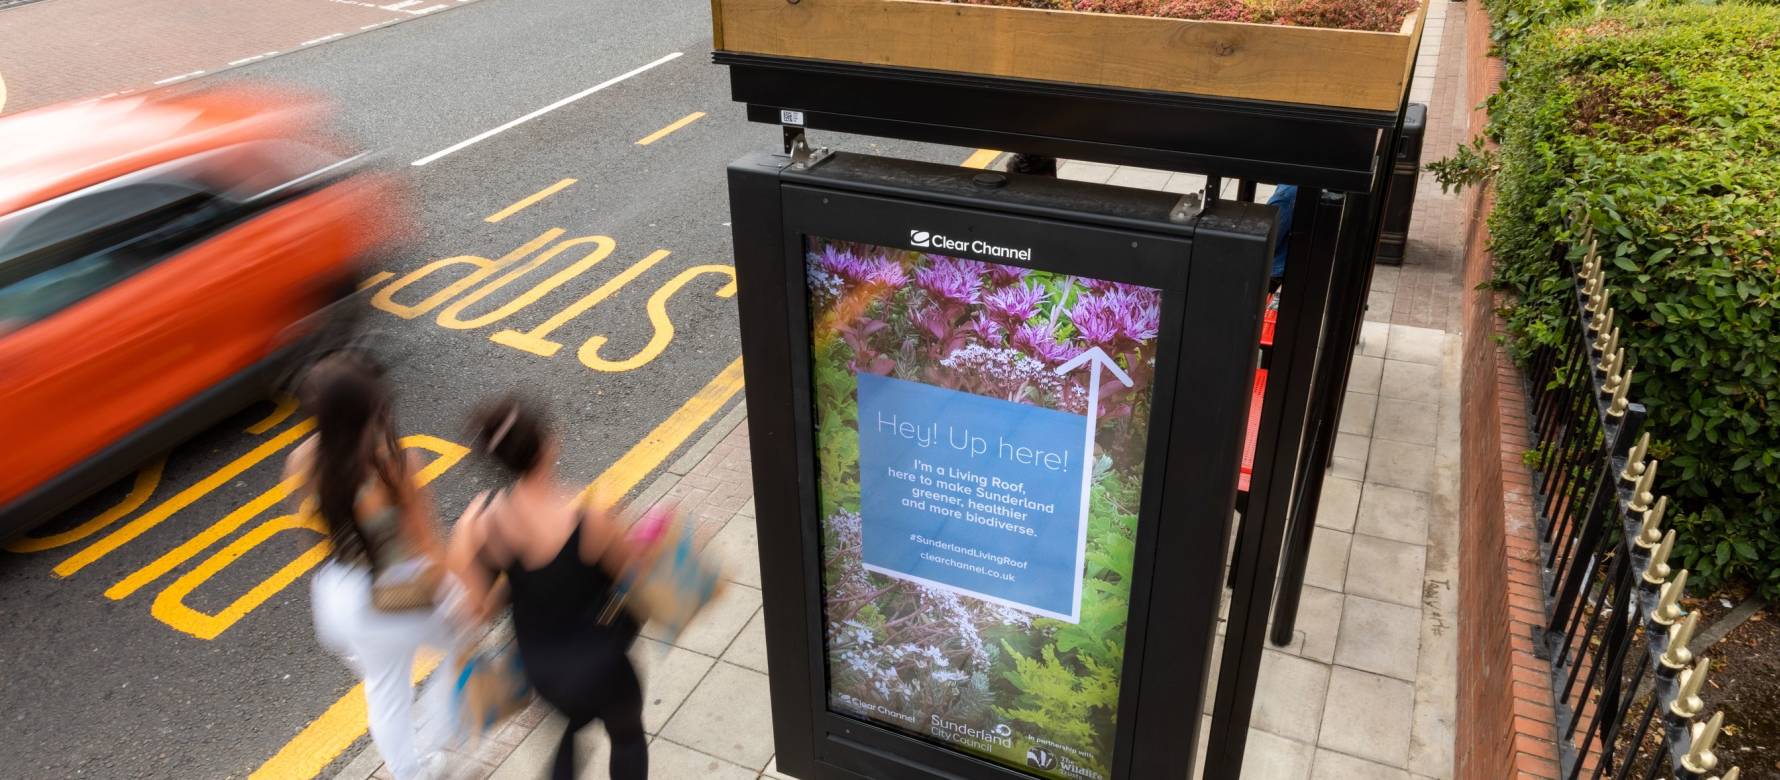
1054;346;1134;622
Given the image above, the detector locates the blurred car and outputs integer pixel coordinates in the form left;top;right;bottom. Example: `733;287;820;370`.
0;87;397;538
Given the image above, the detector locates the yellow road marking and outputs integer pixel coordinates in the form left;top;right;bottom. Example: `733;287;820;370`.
54;421;315;578
372;230;562;319
579;356;746;503
579;265;737;372
489;248;672;357
5;459;165;553
961;148;1002;169
358;271;395;291
153;436;468;639
107;473;303;599
635;112;705;146
245;395;300;435
251;650;443;780
152;513;331;640
484;178;576;223
255;358;746;778
435;234;615;331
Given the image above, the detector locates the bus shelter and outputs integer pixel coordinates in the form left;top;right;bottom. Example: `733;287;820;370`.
717;2;1430;776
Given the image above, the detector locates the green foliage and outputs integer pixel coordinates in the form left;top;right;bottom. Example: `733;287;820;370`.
1483;3;1780;595
1425;136;1500;194
1483;0;1780;64
813;339;862;519
994;469;1137;775
996;641;1121;776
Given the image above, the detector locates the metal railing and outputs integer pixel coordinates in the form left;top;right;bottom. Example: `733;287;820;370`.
1526;224;1743;780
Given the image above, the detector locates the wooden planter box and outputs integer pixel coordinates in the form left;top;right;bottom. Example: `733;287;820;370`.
711;0;1428;112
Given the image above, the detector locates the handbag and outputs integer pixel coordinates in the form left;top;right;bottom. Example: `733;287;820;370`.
371;556;442;612
454;641;533;746
599;508;726;641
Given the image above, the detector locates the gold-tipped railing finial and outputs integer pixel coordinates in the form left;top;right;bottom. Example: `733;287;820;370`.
1663;611;1700;669
1637;496;1669;548
1620;432;1651;482
1644;528;1676;584
1671;656;1710;719
1682;711;1725;775
1630;459;1659;512
1654;569;1689;625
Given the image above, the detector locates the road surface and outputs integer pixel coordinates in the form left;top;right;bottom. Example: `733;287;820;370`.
0;0;972;776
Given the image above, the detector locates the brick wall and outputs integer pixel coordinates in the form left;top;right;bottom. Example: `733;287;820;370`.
1454;2;1564;778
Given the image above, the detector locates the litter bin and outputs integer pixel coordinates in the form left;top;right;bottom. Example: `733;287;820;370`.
1374;102;1427;266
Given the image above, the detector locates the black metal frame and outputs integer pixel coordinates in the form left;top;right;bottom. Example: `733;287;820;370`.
719;55;1396;193
718;53;1413;779
731;150;1273;780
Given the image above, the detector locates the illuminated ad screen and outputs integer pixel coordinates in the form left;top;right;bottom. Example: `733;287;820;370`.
805;234;1160;779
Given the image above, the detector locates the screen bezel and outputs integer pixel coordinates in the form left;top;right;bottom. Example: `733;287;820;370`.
778;183;1190;780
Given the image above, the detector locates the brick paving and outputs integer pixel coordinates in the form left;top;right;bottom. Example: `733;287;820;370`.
0;0;479;115
334;4;1478;777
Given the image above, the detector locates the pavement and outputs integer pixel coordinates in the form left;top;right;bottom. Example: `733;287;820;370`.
334;2;1471;778
0;0;1467;776
0;0;959;777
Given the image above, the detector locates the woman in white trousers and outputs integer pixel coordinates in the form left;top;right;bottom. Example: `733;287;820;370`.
289;354;463;780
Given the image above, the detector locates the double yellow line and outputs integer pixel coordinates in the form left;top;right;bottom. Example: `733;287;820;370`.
251;359;743;779
254;145;996;778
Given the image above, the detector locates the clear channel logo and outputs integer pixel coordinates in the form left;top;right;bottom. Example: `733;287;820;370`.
907;228;1033;261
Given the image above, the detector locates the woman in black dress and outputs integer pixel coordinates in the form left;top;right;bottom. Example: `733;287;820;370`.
447;396;646;780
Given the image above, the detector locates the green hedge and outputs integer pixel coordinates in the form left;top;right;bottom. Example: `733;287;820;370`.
1479;3;1780;595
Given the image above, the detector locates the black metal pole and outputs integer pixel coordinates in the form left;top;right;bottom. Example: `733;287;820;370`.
1270;192;1377;645
1204;188;1347;779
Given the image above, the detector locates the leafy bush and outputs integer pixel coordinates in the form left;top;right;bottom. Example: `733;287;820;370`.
1480;4;1780;594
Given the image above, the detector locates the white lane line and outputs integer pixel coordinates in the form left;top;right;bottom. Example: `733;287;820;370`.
299;32;346;47
152;70;206;85
228;55;266;66
360;20;392;29
414;3;447;12
384;0;421;8
410;51;683;167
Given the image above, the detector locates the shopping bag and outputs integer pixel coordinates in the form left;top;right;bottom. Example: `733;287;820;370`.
599;505;726;642
453;642;532;746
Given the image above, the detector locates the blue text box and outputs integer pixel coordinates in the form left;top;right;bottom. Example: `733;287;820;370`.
856;373;1086;621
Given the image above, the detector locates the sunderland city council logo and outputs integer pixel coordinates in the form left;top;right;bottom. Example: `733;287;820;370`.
1026;746;1057;770
910;230;932;248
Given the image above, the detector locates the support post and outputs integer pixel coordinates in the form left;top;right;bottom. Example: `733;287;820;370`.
1204;188;1347;778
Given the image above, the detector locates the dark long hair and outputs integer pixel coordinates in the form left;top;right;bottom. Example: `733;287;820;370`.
469;393;548;476
301;353;404;562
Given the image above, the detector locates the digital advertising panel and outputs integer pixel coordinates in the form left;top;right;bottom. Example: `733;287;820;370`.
804;235;1162;780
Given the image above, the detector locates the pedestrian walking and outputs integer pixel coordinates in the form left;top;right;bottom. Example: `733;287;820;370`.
288;353;461;780
447;395;648;780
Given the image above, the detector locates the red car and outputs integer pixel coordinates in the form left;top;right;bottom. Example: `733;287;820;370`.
0;86;399;537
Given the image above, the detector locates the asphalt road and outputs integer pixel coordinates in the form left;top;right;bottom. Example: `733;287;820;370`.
0;0;970;776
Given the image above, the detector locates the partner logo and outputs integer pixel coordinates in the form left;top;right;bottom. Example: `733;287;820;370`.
1027;747;1058;770
906;228;1033;262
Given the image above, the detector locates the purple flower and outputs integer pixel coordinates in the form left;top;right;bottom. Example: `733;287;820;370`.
815;245;867;282
1079;276;1120;293
968;313;1004;344
914;258;985;306
862;258;907;289
1013;321;1081;365
1070;299;1122;348
913;305;954;341
988;264;1030;286
1120;297;1161;342
983;282;1049;324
